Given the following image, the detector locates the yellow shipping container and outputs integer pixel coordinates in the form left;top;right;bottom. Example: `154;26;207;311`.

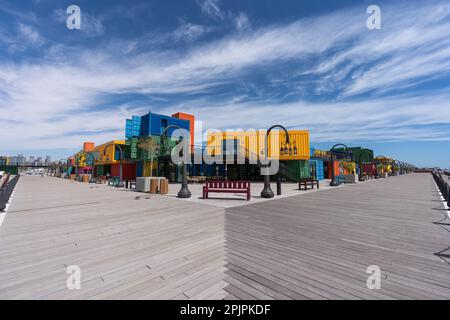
142;159;158;177
206;130;310;161
93;140;126;165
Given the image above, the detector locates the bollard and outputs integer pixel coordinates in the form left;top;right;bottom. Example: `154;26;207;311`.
444;183;449;200
446;184;450;203
276;176;282;196
447;186;450;208
0;191;5;211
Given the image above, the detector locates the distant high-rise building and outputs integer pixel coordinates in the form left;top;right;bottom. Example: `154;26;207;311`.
8;156;18;165
45;156;51;164
17;154;25;164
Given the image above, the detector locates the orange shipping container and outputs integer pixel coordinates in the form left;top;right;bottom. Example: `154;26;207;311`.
83;142;95;153
327;161;341;179
172;112;195;152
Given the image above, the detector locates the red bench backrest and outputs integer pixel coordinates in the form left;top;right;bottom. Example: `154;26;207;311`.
205;181;249;189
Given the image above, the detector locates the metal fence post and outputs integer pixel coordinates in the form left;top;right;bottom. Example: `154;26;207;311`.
0;174;20;212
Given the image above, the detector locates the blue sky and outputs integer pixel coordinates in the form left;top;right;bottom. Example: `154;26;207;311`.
0;0;449;168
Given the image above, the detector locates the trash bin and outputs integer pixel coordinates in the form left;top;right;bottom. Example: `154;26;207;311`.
160;178;169;194
150;179;159;194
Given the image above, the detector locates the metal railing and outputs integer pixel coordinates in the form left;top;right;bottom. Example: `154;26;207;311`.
432;170;450;208
0;174;20;211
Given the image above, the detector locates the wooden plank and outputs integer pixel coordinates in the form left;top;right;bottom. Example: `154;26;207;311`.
1;174;449;300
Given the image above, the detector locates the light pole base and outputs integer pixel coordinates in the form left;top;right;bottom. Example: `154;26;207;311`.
329;180;340;186
261;186;274;198
178;187;191;198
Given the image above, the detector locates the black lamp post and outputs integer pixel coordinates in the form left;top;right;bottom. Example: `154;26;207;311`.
356;149;371;181
161;125;191;199
261;125;290;199
399;160;408;174
329;143;349;186
58;159;68;177
85;152;96;183
103;143;124;188
374;155;388;178
62;158;71;178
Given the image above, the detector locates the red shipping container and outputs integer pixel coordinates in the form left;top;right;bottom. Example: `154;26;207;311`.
111;163;136;180
362;164;376;176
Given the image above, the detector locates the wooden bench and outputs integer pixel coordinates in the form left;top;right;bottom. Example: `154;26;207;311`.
125;179;136;189
203;181;251;201
108;176;120;186
96;176;107;184
188;176;207;184
298;177;319;191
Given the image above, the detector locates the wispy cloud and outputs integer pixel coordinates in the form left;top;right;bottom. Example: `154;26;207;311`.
172;21;214;42
17;23;45;46
234;12;251;32
0;0;37;23
197;0;224;20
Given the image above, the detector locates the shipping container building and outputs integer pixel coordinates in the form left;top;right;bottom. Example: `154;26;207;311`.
309;159;325;181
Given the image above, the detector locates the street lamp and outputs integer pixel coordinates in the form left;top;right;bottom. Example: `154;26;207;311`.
261;125;290;199
103;143;124;188
62;158;72;178
356;149;371;181
85;152;96;183
374;155;388;178
161;125;191;198
329;144;349;186
58;159;68;178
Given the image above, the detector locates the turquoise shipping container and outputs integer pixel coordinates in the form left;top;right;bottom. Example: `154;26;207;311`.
309;159;325;181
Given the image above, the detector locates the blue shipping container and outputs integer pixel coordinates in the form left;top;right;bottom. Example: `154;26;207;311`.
133;112;190;138
309;159;324;181
136;161;143;177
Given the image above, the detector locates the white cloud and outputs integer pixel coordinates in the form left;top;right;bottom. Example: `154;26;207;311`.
197;0;224;20
17;23;44;46
234;12;251;32
0;1;37;23
172;22;213;42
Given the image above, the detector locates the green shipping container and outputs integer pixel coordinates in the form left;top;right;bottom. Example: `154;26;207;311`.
96;165;104;176
335;147;373;163
0;165;18;175
286;160;310;180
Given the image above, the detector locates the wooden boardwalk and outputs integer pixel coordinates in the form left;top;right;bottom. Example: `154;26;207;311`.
224;173;450;299
0;177;226;299
0;173;449;299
